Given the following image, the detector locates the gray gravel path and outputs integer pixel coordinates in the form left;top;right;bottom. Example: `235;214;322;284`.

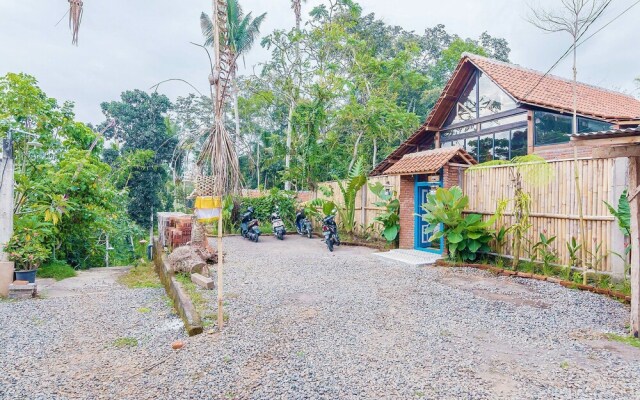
1;235;639;399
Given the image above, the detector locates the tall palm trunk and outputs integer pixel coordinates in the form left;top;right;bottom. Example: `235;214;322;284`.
285;98;295;190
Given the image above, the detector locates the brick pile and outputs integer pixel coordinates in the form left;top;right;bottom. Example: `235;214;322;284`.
165;216;193;249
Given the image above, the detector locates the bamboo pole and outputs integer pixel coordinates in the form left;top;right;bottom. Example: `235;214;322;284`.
217;209;224;330
573;147;588;284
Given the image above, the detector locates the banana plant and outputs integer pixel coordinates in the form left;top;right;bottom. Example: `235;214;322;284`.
369;182;400;243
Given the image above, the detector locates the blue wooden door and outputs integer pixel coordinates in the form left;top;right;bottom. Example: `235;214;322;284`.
415;182;444;254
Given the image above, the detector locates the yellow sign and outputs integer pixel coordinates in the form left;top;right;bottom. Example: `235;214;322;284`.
194;196;222;223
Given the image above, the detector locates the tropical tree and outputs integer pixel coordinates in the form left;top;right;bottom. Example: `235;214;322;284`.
201;0;266;143
100;90;176;227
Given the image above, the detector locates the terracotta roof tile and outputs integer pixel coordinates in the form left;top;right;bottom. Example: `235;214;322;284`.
466;53;640;120
385;146;476;175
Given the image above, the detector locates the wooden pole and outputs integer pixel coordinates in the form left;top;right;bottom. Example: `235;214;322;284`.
629;157;640;338
573;146;587;283
217;207;224;330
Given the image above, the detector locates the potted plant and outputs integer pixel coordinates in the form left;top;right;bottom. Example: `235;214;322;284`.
4;222;51;283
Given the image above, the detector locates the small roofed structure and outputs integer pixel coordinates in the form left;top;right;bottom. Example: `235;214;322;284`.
570;126;640;338
385;147;476;176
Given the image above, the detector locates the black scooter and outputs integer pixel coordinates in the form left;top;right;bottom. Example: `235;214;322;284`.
270;207;286;240
295;209;313;239
322;214;340;252
240;207;261;242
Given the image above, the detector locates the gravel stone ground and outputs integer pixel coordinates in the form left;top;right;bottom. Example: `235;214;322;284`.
1;235;639;399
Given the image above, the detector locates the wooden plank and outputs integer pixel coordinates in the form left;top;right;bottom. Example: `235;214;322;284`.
573;136;640;147
592;145;640;159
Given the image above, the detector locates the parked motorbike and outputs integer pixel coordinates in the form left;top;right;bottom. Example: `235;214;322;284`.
295;209;313;239
270;207;286;240
240;207;261;242
322;213;340;252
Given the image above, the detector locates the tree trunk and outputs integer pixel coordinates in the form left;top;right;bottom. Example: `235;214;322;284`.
233;80;240;144
348;131;364;172
372;137;378;168
284;98;295;191
256;142;260;189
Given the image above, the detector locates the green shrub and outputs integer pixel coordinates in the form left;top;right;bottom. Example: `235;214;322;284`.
37;260;77;281
421;186;498;262
237;188;298;230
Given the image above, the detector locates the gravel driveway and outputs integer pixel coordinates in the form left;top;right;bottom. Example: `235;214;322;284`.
1;235;639;399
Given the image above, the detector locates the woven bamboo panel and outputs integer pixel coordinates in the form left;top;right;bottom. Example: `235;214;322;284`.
464;159;615;272
195;175;218;196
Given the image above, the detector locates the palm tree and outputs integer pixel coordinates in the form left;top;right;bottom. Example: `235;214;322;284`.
200;0;266;144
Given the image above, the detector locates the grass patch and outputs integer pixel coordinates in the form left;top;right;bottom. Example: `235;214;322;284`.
606;333;640;349
118;260;161;289
37;261;77;281
112;337;138;348
137;307;151;313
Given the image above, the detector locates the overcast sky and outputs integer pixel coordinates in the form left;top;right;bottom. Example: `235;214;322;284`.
1;0;638;124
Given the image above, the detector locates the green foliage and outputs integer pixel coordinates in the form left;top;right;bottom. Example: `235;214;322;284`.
421;186;497;262
238;188;297;229
37;260;77;281
5;217;52;271
228;5;510;190
336;159;368;234
1;73;139;269
432;38;487;86
100;90;176;228
531;233;558;271
605;189;631;237
566;236;582;268
369;182;400;243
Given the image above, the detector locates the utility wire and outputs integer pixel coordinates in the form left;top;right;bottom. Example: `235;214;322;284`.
522;0;640;99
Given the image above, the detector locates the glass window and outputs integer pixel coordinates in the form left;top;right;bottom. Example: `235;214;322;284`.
578;117;612;133
494;130;510;160
534;111;572;145
478;134;494;162
478;72;517;117
445;74;479;125
480;113;527;130
441;138;465;149
511;128;528;157
465;137;478;160
441;124;477;137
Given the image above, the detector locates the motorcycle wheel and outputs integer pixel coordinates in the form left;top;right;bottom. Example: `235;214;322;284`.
307;229;313;239
277;231;284;240
326;238;334;252
254;235;259;242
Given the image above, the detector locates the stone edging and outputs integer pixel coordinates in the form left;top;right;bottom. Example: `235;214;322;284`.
153;238;203;336
434;259;631;304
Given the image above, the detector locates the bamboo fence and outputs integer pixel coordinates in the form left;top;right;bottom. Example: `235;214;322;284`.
464;158;616;272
